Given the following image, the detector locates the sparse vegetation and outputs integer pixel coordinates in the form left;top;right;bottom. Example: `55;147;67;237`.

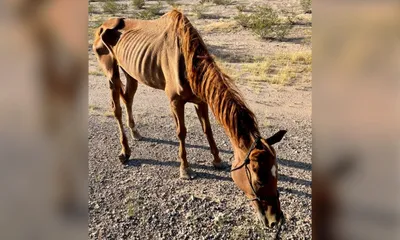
89;70;103;76
103;111;114;117
127;202;135;217
237;51;311;85
300;0;312;13
132;0;145;9
280;7;299;25
137;1;163;19
89;4;96;14
236;4;246;12
102;0;123;14
165;0;179;7
199;0;212;4
149;1;163;15
192;4;208;19
201;20;239;33
235;5;293;41
212;0;233;6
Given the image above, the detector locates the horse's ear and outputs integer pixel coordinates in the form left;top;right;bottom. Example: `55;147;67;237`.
265;130;287;145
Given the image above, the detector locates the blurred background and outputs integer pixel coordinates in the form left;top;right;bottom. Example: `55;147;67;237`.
313;1;400;239
0;0;87;239
0;0;399;239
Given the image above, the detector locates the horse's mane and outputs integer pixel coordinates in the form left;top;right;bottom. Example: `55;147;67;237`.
169;10;260;148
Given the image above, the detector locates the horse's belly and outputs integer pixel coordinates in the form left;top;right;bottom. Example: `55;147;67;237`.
131;67;166;90
120;58;166;90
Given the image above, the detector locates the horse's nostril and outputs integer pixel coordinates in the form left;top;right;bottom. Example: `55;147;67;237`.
270;222;276;228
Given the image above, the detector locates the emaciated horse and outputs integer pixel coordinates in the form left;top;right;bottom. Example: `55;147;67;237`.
93;9;287;228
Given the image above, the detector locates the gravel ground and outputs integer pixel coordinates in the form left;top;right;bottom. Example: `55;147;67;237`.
89;1;311;239
88;84;311;239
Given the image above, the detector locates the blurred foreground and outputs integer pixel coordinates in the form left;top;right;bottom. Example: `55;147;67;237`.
0;0;87;239
314;1;400;239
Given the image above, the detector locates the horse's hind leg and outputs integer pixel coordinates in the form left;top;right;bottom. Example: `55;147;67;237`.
108;64;131;163
121;69;143;140
170;99;195;179
194;102;223;169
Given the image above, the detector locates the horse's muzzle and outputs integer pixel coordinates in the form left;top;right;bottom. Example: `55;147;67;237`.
256;209;283;228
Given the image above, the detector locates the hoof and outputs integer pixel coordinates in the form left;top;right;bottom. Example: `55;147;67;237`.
212;160;225;170
118;153;130;164
131;129;143;141
180;168;196;180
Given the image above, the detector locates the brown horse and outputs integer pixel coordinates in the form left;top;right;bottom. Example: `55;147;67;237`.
93;9;287;227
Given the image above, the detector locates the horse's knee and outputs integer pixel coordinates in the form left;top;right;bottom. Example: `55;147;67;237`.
203;125;212;135
108;79;115;90
177;127;186;140
113;105;122;118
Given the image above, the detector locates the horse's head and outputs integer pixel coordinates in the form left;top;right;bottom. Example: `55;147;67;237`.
231;130;287;228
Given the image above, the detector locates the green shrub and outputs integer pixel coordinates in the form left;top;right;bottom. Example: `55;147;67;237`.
236;4;246;12
199;0;212;4
280;7;298;25
102;0;122;14
192;4;208;19
148;1;163;15
132;0;145;9
137;1;162;19
166;0;177;7
235;5;293;41
300;0;312;13
212;0;233;5
89;4;95;14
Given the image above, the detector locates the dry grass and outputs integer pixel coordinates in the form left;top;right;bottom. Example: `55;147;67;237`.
132;0;145;9
300;0;312;13
192;3;209;19
103;111;114;118
232;51;311;85
136;1;163;19
212;0;233;5
89;70;103;76
102;0;125;14
200;20;239;33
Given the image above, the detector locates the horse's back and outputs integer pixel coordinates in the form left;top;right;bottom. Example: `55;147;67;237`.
93;11;193;98
114;16;183;93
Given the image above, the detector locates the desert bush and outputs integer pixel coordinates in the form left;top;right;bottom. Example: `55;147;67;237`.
132;0;145;9
300;0;312;13
236;4;246;12
102;0;122;13
166;0;178;7
137;1;163;19
89;4;95;14
235;5;292;40
192;4;208;19
199;0;212;4
148;1;163;15
212;0;233;5
280;7;298;25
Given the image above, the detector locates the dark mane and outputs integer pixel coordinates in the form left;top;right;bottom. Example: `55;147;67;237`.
170;10;260;148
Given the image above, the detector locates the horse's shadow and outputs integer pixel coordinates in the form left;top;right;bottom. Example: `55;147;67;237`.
124;158;232;182
141;137;234;155
124;137;312;199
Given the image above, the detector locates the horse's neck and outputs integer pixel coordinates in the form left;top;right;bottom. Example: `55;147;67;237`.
205;77;260;151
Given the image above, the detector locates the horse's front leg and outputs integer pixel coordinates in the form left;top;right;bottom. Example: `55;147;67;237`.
170;99;195;179
194;102;223;169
